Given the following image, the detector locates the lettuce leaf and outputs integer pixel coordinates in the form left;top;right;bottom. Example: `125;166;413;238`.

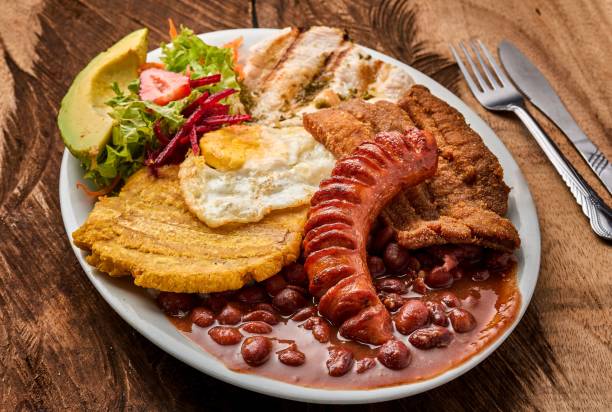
81;81;196;188
161;26;242;109
82;26;242;189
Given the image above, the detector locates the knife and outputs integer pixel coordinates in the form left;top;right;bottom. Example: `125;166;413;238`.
499;40;612;196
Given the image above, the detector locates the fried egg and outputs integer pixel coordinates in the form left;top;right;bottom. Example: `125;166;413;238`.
179;124;335;228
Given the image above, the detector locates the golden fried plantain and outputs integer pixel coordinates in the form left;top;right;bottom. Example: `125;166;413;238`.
72;165;307;293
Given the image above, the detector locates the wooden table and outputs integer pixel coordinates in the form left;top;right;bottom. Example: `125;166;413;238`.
1;0;610;410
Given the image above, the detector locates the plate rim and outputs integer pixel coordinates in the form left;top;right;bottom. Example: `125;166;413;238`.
59;27;541;404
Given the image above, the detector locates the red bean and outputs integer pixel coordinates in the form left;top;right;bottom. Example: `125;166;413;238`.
242;310;279;325
302;316;318;330
383;243;410;273
426;301;449;326
291;306;317;322
285;284;308;295
413;250;439;269
367;256;386;278
302;316;331;343
411;277;428;295
277;344;306;367
241;336;272;366
206;294;227;313
217;303;242;325
485;251;514;273
355;357;377;374
253;303;276;313
405;256;421;275
370;225;395;254
208;326;243;345
440;292;461;308
381;293;405;312
241;321;272;334
272;288;307;315
283;262;308;287
236;285;268;304
472;269;490;281
157;292;196;317
425;267;454;288
375;277;407;294
264;275;287;296
326;347;354;377
190;307;215;328
408;326;453;349
312;322;331;343
394;300;429;335
366;233;373;251
377;339;411;370
449;308;477;333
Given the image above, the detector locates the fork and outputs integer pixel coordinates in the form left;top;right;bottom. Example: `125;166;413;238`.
450;40;612;241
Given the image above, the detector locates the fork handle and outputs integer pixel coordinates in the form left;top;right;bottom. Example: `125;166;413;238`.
510;103;612;241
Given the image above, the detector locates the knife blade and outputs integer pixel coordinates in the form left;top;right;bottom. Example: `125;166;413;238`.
498;40;612;195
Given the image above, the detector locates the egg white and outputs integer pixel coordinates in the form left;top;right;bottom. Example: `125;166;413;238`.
179;125;335;228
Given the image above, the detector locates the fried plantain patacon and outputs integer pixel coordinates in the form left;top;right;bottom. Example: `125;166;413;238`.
73;166;307;293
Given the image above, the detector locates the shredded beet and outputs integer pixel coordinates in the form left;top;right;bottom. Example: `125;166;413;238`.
176;105;209;140
195;125;221;134
182;91;210;116
202;114;252;126
202;104;229;117
204;88;237;105
189;127;200;156
189;74;222;88
153;130;184;166
146;76;248;170
182;88;235;117
153;120;170;145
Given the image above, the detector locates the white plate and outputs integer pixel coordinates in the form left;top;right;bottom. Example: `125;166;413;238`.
59;28;541;404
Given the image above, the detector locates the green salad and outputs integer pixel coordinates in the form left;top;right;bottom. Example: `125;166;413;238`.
58;25;247;192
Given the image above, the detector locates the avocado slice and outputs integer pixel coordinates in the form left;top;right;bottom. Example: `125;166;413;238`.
58;28;148;160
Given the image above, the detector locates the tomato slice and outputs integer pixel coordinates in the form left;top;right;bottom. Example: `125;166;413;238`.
139;68;191;105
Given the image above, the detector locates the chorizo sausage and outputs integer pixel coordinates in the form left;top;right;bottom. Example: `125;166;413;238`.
303;128;437;345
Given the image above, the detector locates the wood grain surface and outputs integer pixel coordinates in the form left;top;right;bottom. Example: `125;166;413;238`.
1;0;610;410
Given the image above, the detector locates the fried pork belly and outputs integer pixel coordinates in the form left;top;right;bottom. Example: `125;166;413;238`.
243;27;414;123
303;85;520;252
72;166;307;293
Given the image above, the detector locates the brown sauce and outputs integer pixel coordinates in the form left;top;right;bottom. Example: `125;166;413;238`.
167;261;520;389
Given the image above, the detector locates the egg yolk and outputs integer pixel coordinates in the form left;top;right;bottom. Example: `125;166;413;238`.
201;125;261;171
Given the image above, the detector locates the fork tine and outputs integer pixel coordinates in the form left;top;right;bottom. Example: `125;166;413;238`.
469;40;500;88
476;40;511;85
458;41;490;92
449;43;482;95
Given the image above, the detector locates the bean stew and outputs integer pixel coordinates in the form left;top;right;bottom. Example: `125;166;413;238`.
160;242;520;389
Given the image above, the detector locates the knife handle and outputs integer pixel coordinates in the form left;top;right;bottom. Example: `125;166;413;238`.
553;109;612;195
510;103;612;241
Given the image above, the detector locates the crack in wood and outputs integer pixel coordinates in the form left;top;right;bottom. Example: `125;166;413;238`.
251;0;259;28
